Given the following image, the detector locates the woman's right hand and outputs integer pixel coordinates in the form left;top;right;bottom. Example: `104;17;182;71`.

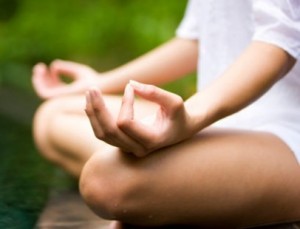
32;60;100;99
85;81;196;157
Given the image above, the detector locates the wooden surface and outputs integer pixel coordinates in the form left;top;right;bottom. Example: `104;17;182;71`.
36;189;110;229
36;188;300;229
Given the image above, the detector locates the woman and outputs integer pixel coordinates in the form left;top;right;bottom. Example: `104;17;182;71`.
32;0;300;228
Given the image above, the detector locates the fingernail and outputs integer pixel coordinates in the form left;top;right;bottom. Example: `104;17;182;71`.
124;83;134;97
125;83;132;91
129;80;144;90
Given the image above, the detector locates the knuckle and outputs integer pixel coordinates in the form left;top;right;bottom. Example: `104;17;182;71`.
94;127;116;140
92;106;102;114
50;59;61;68
85;108;93;117
103;127;117;138
170;95;184;111
145;85;157;97
117;118;130;129
94;131;104;140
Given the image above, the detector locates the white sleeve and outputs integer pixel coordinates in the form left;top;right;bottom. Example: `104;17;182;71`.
252;0;300;59
176;0;200;40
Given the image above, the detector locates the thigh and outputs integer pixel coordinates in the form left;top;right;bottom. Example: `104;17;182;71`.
86;129;300;228
35;94;158;158
40;93;157;117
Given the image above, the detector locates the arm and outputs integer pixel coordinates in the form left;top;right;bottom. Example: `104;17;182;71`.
99;37;198;93
86;41;296;157
185;41;296;132
87;42;295;156
32;37;198;99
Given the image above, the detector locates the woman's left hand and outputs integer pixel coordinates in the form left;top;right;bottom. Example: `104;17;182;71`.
85;81;195;157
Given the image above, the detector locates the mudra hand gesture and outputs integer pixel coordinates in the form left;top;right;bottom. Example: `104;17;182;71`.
32;60;99;99
85;80;194;157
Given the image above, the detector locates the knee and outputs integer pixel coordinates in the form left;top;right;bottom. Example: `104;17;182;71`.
32;98;64;161
33;99;53;150
79;149;145;221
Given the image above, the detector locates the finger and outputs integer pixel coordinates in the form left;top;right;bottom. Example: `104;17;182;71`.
32;63;85;98
86;88;147;156
33;63;47;75
50;59;88;79
118;117;159;151
86;88;111;139
118;84;135;123
86;89;127;149
85;90;105;138
32;63;54;99
129;80;183;116
32;63;49;83
117;84;160;148
86;90;116;146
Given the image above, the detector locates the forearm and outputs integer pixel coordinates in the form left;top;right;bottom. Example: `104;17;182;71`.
98;37;198;94
185;41;296;132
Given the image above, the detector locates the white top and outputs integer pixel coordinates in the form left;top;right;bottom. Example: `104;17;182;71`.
176;0;300;163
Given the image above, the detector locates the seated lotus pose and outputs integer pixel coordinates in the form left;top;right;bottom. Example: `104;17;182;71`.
32;0;300;228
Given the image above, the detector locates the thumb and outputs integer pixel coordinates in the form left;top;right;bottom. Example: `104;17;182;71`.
50;60;85;81
129;80;183;115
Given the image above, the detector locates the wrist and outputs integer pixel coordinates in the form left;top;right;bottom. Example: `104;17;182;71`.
96;71;127;94
185;104;209;135
184;92;224;133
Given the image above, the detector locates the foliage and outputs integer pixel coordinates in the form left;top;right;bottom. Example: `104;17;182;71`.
0;0;196;98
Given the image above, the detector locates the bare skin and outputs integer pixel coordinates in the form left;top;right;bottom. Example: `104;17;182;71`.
33;95;158;177
84;129;300;228
33;37;197;176
34;94;300;228
32;37;300;227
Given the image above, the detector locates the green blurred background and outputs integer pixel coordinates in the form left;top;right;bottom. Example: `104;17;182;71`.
0;0;195;97
0;0;196;228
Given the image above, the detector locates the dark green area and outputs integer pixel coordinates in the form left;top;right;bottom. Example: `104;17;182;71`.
0;113;75;229
0;0;195;98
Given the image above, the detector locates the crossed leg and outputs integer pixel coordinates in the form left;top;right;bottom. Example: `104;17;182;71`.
80;128;300;228
33;94;157;177
33;95;300;228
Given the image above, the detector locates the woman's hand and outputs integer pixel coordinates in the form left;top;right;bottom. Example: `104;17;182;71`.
85;81;195;157
32;60;100;99
85;87;147;157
